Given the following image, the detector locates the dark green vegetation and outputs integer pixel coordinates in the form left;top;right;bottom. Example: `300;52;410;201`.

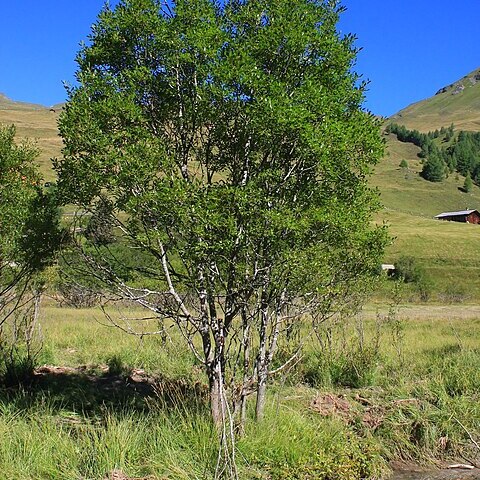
386;123;480;185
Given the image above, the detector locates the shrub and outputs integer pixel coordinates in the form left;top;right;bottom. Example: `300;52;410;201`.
393;256;424;284
393;256;432;301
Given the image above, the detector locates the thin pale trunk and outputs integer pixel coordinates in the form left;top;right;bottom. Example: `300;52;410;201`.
255;373;267;421
255;300;269;421
237;309;251;433
209;358;223;427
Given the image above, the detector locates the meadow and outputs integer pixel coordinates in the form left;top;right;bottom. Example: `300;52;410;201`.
0;299;479;479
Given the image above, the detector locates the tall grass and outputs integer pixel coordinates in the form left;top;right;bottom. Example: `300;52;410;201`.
0;303;478;478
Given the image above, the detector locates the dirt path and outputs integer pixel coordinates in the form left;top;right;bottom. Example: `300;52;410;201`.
366;304;480;321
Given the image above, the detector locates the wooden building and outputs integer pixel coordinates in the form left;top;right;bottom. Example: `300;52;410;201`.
434;209;480;224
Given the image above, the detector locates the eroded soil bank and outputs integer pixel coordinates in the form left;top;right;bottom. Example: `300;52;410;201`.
387;467;480;479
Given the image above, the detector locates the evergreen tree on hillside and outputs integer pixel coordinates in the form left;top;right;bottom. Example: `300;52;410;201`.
464;172;473;192
421;153;445;182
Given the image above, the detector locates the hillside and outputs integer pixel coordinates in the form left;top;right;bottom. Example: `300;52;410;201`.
373;132;480;299
0;92;46;111
390;67;480;132
0;94;61;182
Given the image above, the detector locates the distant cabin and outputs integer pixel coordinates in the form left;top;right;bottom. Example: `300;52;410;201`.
434;209;480;224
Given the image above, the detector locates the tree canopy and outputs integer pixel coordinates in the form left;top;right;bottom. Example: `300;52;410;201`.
0;124;61;380
56;0;387;426
0;124;60;278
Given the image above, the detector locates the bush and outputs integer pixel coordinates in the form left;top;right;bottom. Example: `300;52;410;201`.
393;256;432;301
399;159;408;169
393;256;424;283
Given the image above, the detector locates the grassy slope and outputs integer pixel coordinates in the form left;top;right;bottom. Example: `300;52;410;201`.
390;67;480;132
374;133;480;297
0;95;61;182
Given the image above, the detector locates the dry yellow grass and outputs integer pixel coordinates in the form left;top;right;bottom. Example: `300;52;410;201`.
0;108;61;181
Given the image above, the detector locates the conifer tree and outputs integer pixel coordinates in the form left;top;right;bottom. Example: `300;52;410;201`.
464;172;473;192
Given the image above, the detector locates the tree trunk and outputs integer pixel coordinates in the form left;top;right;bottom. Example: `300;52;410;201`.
209;362;223;427
255;367;268;421
255;301;269;421
237;309;251;432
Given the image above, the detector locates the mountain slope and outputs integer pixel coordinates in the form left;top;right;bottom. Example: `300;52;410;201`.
390;67;480;132
373;131;480;299
0;94;61;182
0;92;46;111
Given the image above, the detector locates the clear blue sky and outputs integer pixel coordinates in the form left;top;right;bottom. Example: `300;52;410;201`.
0;0;478;116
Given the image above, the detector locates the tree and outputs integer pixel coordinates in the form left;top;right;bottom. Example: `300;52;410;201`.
0;125;61;383
463;172;473;193
55;0;387;427
421;153;445;182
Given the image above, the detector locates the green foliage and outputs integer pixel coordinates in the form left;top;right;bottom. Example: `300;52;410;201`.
399;159;408;169
421;153;445;182
393;256;424;283
55;0;387;422
0;124;61;273
387;122;480;185
392;256;432;301
463;172;473;192
386;123;440;148
0;124;62;384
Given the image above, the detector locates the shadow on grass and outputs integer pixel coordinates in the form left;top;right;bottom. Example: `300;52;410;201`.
0;364;209;417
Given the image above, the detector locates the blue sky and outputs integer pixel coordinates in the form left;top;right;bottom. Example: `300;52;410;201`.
0;0;478;116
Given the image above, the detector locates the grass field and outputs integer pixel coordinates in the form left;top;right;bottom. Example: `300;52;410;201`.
0;301;479;479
